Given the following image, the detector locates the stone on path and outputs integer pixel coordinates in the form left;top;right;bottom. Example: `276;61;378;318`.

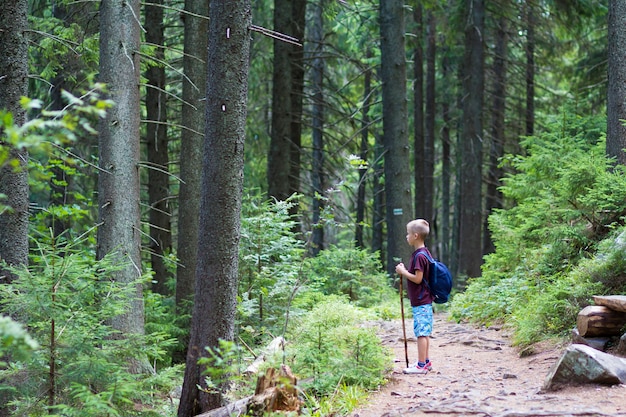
543;343;626;391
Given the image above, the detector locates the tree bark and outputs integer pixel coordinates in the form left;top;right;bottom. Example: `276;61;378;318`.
413;4;425;220
607;0;626;165
423;10;436;228
0;3;29;414
177;0;251;414
310;0;325;256
524;1;535;138
268;0;293;201
289;0;307;204
483;17;507;256
380;0;413;276
372;134;384;265
440;45;452;263
458;0;485;278
0;0;29;286
175;0;209;333
145;0;172;296
97;0;146;364
355;49;372;249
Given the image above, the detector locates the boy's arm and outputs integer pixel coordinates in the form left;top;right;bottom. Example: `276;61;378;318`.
395;262;424;284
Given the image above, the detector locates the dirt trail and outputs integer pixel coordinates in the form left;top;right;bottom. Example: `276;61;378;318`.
353;313;626;417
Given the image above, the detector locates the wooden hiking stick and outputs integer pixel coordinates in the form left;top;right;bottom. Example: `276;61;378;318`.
399;274;409;368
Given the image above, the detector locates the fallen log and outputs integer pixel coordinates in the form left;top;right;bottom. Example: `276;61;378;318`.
195;396;251;417
576;305;626;337
593;295;626;313
244;336;285;375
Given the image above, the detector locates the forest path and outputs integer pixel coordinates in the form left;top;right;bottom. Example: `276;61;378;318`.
353;312;626;417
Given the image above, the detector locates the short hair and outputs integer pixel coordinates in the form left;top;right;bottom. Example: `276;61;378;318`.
407;219;430;239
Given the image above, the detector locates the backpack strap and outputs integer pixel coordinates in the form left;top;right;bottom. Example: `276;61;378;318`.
412;249;432;288
417;250;434;264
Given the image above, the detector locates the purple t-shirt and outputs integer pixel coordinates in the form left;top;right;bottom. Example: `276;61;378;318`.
406;248;434;306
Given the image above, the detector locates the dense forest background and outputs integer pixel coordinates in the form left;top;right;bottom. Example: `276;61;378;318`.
2;0;626;416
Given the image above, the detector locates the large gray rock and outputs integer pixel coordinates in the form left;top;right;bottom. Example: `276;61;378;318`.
543;343;626;391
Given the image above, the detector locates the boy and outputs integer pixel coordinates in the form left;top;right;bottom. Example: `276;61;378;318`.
395;219;434;374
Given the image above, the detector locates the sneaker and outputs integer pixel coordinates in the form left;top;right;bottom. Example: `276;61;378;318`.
408;360;432;370
403;363;429;374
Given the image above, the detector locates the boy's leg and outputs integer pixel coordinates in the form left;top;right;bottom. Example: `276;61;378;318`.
412;305;433;363
417;336;428;363
405;305;433;374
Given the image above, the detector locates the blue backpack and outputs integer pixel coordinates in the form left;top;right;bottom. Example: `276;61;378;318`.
416;251;453;304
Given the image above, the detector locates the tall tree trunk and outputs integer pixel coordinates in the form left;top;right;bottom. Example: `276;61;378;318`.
310;0;325;256
380;0;413;276
289;0;307;202
175;0;208;332
413;4;425;220
268;0;293;201
525;1;535;137
458;0;484;278
372;133;384;265
0;3;29;414
424;10;436;233
607;0;626;165
356;49;373;249
452;71;463;277
483;17;507;256
97;0;146;368
441;49;451;263
177;0;251;414
0;0;29;286
145;0;172;296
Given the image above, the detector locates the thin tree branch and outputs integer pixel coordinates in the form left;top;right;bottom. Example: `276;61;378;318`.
140;119;204;137
249;25;302;47
138;49;201;93
140;81;197;110
142;2;211;21
44;141;111;174
137;161;184;184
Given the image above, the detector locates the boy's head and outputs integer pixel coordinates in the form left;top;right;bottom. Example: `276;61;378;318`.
407;219;430;241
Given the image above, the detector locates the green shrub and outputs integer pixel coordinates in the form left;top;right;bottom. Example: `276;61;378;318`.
450;111;626;347
304;383;369;417
237;193;306;345
0;233;178;416
301;246;391;308
287;298;392;398
510;271;602;347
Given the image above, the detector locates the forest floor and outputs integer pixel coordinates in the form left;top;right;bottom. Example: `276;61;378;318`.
352;312;626;417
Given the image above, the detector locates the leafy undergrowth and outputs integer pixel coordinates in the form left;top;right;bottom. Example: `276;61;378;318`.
449;111;626;349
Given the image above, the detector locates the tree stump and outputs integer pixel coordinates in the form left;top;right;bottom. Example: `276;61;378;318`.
196;365;302;417
247;365;302;416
